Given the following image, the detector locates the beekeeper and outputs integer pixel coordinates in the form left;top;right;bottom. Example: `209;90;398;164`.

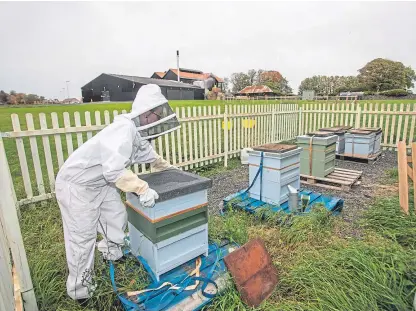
55;84;180;301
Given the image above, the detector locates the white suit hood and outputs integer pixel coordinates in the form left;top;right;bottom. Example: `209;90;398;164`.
127;84;168;119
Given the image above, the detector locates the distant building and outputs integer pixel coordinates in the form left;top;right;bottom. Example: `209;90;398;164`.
81;73;205;102
62;98;81;104
155;68;224;90
235;85;275;97
339;91;364;100
302;90;315;100
151;72;166;79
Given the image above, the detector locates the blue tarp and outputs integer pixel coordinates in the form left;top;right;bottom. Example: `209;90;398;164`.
223;188;344;215
111;242;237;311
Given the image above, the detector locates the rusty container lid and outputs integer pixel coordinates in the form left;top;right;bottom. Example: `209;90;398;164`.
224;238;278;307
253;143;297;153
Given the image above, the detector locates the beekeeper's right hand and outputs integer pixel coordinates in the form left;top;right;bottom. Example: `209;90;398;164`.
139;188;159;208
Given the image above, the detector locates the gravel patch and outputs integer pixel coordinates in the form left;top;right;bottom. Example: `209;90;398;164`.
207;151;398;223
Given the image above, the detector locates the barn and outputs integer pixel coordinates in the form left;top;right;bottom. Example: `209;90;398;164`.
81;73;205;103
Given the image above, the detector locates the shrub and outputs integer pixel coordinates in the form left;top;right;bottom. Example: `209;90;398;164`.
379;89;409;97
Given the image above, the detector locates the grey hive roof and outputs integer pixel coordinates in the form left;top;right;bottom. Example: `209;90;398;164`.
107;74;202;89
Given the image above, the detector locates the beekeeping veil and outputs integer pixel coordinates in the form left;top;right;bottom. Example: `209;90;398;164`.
127;84;180;140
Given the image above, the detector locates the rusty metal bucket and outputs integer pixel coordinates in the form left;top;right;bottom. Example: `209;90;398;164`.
223;238;278;307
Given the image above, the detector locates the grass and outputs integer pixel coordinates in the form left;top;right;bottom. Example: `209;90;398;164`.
1;99;415;132
20;181;416;310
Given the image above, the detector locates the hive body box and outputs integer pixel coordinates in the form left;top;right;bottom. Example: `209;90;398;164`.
248;144;301;205
126;169;212;281
297;133;338;178
344;129;376;157
319;126;352;154
360;127;382;154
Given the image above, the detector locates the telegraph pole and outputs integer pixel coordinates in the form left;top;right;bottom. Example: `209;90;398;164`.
65;80;70;98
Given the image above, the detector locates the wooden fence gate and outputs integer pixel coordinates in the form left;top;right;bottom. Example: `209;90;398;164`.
398;141;416;214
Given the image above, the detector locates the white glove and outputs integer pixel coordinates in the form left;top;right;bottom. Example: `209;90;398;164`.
140;188;159;208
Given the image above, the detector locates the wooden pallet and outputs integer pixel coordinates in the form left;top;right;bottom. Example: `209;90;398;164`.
300;168;363;191
336;151;382;164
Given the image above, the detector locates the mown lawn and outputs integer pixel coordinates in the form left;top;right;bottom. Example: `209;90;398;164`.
1;99;415;132
20;160;416;311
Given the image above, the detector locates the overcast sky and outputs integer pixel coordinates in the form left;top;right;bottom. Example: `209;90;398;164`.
1;1;415;99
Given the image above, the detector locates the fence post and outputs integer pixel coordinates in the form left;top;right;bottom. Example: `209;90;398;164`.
298;107;303;135
224;105;229;167
397;141;409;214
271;106;276;142
355;104;362;128
0;135;38;311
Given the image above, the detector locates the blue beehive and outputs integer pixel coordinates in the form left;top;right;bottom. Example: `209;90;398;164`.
126;169;212;281
345;129;376;157
248;144;301;205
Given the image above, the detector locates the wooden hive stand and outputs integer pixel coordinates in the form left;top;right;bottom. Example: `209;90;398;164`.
336;151;382;164
300;167;363;191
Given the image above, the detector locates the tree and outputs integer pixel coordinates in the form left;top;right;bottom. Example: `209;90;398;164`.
24;94;40;104
358;58;416;92
7;95;17;105
230;69;293;94
259;70;292;95
0;90;8;103
230;72;251;93
247;69;257;85
298;75;361;95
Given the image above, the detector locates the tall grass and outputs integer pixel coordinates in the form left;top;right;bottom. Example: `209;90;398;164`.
362;193;416;249
20;183;415;310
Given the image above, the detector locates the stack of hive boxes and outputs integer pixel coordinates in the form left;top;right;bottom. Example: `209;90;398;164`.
344;127;382;157
319;126;352;154
126;169;212;281
297;132;338;178
247;143;302;205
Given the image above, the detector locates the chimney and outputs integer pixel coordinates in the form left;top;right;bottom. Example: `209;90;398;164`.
176;50;180;82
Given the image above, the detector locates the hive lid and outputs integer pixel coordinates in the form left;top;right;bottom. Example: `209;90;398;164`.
136;169;212;202
252;143;297;153
319;125;352;134
348;129;374;135
306;131;334;137
359;127;382;133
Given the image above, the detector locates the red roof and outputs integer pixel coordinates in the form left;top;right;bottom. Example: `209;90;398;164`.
153;72;165;78
238;85;274;94
169;69;224;83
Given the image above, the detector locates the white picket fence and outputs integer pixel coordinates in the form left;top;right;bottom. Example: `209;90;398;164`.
0;102;415;310
1;104;300;207
301;102;416;150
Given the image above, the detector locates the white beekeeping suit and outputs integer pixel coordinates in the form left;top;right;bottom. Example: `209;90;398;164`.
55;84;180;300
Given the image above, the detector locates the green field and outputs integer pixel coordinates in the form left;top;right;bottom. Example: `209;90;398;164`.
1;99;416;132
